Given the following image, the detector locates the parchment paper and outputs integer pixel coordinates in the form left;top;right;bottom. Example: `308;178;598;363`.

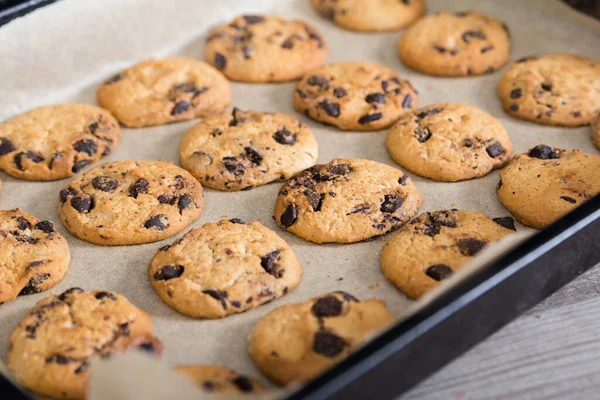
0;0;598;398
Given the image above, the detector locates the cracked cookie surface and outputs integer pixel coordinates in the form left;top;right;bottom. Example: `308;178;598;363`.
248;291;395;386
398;11;510;76
386;103;513;181
7;288;162;400
497;145;600;228
0;104;120;181
312;0;425;32
380;210;516;299
58;160;204;245
497;54;600;126
174;365;265;394
204;15;328;82
148;219;301;318
179;109;319;191
97;57;231;128
0;209;69;304
274;158;423;243
294;62;419;131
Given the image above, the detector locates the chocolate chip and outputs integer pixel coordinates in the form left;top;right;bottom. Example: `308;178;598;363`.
203;381;216;392
48;152;62;170
228;218;245;224
232;377;254;393
104;73;123;84
229;107;244;126
335;291;358;302
486;141;505;158
417;107;443;119
561;196;577;204
158;245;171;252
73;139;98;156
312;296;343;317
358;113;383;125
457;238;486;256
328;163;351;175
19;274;50;295
70;196;94;213
171;101;191;116
74;362;89;374
59;287;84;301
72;160;90;173
172;82;195;93
399;176;408;186
529;145;561;160
434;45;448;54
242;44;252;59
261;250;281;277
462;30;487;42
318;101;340;117
313;331;346;358
273;128;296;145
333;87;347;98
509;103;519;111
177;194;194;212
365;93;386;104
214;53;227;70
157;194;175;205
481;45;494;53
46;354;70;364
380;194;403;213
203;289;228;308
541;82;553;91
415;126;432;142
144;214;168;230
402;95;413;108
426;264;453;281
244;147;263;165
296;89;308;98
101;147;111;157
223;157;245;176
153;265;184;281
129;178;149;198
16;216;31;230
572;111;582;118
280;204;298;227
95;291;117;301
243;15;264;24
26;260;46;270
510;88;522;99
281;39;294;49
493;217;516;231
92;176;119;192
0;138;16;156
307;75;330;88
14;151;44;170
517;55;538;63
35;220;55;233
347;204;371;215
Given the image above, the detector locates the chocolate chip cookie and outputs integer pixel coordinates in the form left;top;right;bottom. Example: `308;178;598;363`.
7;288;162;400
58;160;204;245
149;219;301;318
274;158;423;243
386;103;513;181
248;291;395;386
179;108;319;191
592;113;600;150
0;209;69;304
380;210;516;299
312;0;426;32
497;54;600;126
0;104;120;180
497;145;600;228
174;365;265;394
97;57;231;128
398;11;510;76
294;62;419;131
204;15;328;82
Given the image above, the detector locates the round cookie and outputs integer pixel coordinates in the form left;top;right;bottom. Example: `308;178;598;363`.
7;288;162;400
97;57;231;128
180;108;319;191
398;11;510;76
0;209;69;303
248;291;396;386
0;104;120;181
311;0;425;32
204;15;328;83
592;113;600;150
497;145;600;228
497;54;600;126
174;365;265;394
58;160;204;245
274;158;424;243
386;103;513;181
294;62;419;131
380;210;516;299
148;219;302;319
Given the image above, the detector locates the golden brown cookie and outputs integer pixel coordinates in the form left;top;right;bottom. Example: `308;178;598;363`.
0;209;69;304
380;210;516;299
97;57;231;128
398;11;510;76
294;62;419;131
248;291;395;386
0;104;119;180
179;109;319;191
497;145;600;228
58;160;204;245
174;365;265;394
7;288;162;400
592;112;600;150
204;15;328;82
497;54;600;126
386;103;513;181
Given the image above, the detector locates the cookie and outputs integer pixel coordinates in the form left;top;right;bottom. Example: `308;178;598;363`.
274;158;423;243
174;365;265;394
0;104;120;181
7;288;162;400
381;210;516;299
204;15;328;83
592;113;600;150
179;108;319;191
248;291;395;386
312;0;425;32
497;145;600;228
386;103;513;181
97;57;231;128
398;11;510;76
149;219;301;318
58;160;204;245
294;62;418;131
497;54;600;126
0;209;69;304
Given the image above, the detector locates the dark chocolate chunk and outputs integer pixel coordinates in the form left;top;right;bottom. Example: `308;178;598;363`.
242;44;252;59
95;291;117;301
486;141;505;158
75;362;89;374
333;87;347;98
92;176;119;192
509;103;519;111
129;178;150;198
46;354;70;364
229;107;244;126
214;53;227;70
561;196;577;204
244;146;263;165
402;95;413;108
26;260;46;270
311;296;343;317
415;126;432;142
19;274;50;295
35;220;55;233
223;157;245;176
296;89;308;98
313;331;346;358
481;45;494;53
528;145;561;160
510;88;522;99
232;377;254;393
273;128;296;145
70;196;94;213
158;244;171;252
243;15;264;24
417;107;442;119
14;151;44;171
228;218;245;224
104;73;123;84
280;204;298;227
48;152;62;170
493;217;516;231
317;101;340;117
541;82;553;91
202;289;228;308
157;194;175;205
399;176;408;186
307;75;330;88
462;30;487;42
177;194;194;212
171;101;191;116
281;39;294;49
380;194;403;213
358;113;383;125
335;291;358;302
426;264;453;281
144;214;168;230
73;139;98;156
153;265;184;281
328;163;351;175
17;216;31;230
72;160;90;173
59;287;84;301
260;250;281;277
365;93;386;104
457;238;486;256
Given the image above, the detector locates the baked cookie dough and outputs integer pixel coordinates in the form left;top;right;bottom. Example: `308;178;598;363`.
148;219;302;319
174;365;265;394
58;160;204;245
179;108;319;191
592;113;600;150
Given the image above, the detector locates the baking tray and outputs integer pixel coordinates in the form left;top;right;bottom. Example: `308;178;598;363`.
0;1;599;399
